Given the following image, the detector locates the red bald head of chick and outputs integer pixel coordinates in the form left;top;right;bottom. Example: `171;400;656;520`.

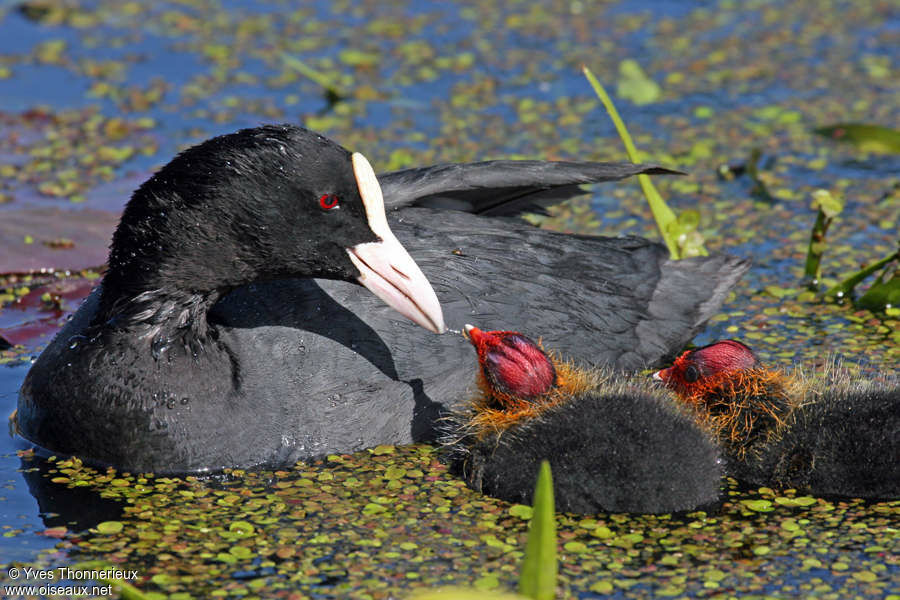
654;340;759;398
465;324;556;405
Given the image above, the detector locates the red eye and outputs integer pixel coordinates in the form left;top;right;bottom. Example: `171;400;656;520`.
319;193;339;210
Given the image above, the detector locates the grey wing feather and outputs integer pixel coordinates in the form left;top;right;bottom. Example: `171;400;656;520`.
378;160;683;216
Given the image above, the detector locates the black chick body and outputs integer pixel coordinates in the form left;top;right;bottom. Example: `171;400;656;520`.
447;327;723;514
18;124;748;474
656;341;899;499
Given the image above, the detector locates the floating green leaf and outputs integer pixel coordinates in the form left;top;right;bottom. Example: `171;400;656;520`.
616;59;661;105
740;499;774;512
96;521;124;534
229;520;255;536
338;48;379;68
815;123;900;154
384;465;407;480
518;461;557;600
774;496;817;507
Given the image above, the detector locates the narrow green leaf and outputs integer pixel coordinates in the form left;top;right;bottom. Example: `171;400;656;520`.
102;579;153;600
518;461;557;600
804;190;844;287
825;250;899;300
64;561;153;600
582;66;705;259
746;148;775;203
857;269;900;311
804;211;829;285
281;54;345;103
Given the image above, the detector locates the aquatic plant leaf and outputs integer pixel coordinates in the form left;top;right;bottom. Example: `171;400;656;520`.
804;190;844;287
583;66;706;259
740;499;774;512
518;460;557;600
96;521;123;534
105;579;152;600
407;588;529;600
616;59;661;105
815;123;900;154
825;250;899;301
774;496;817;507
67;561;152;600
666;210;707;258
281;54;347;105
810;189;844;219
746;148;775;203
857;270;900;312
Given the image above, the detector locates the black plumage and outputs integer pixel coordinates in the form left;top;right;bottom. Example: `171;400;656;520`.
457;385;723;514
17;124;748;473
656;342;899;499
735;380;899;499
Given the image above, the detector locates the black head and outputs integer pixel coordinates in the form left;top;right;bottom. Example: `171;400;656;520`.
101;125;444;333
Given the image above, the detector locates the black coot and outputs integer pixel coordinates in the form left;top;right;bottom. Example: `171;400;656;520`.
655;340;899;499
18;124;749;473
444;326;723;514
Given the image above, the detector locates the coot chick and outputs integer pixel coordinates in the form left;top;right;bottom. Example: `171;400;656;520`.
444;326;722;514
18;124;748;473
655;340;899;499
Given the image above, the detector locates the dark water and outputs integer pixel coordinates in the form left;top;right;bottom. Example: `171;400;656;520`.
0;0;897;597
0;365;52;564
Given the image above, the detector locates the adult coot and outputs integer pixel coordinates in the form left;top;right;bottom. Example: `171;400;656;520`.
18;124;749;473
444;326;722;514
655;340;899;499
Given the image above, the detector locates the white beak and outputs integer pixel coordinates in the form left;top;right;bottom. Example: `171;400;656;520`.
347;152;446;334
